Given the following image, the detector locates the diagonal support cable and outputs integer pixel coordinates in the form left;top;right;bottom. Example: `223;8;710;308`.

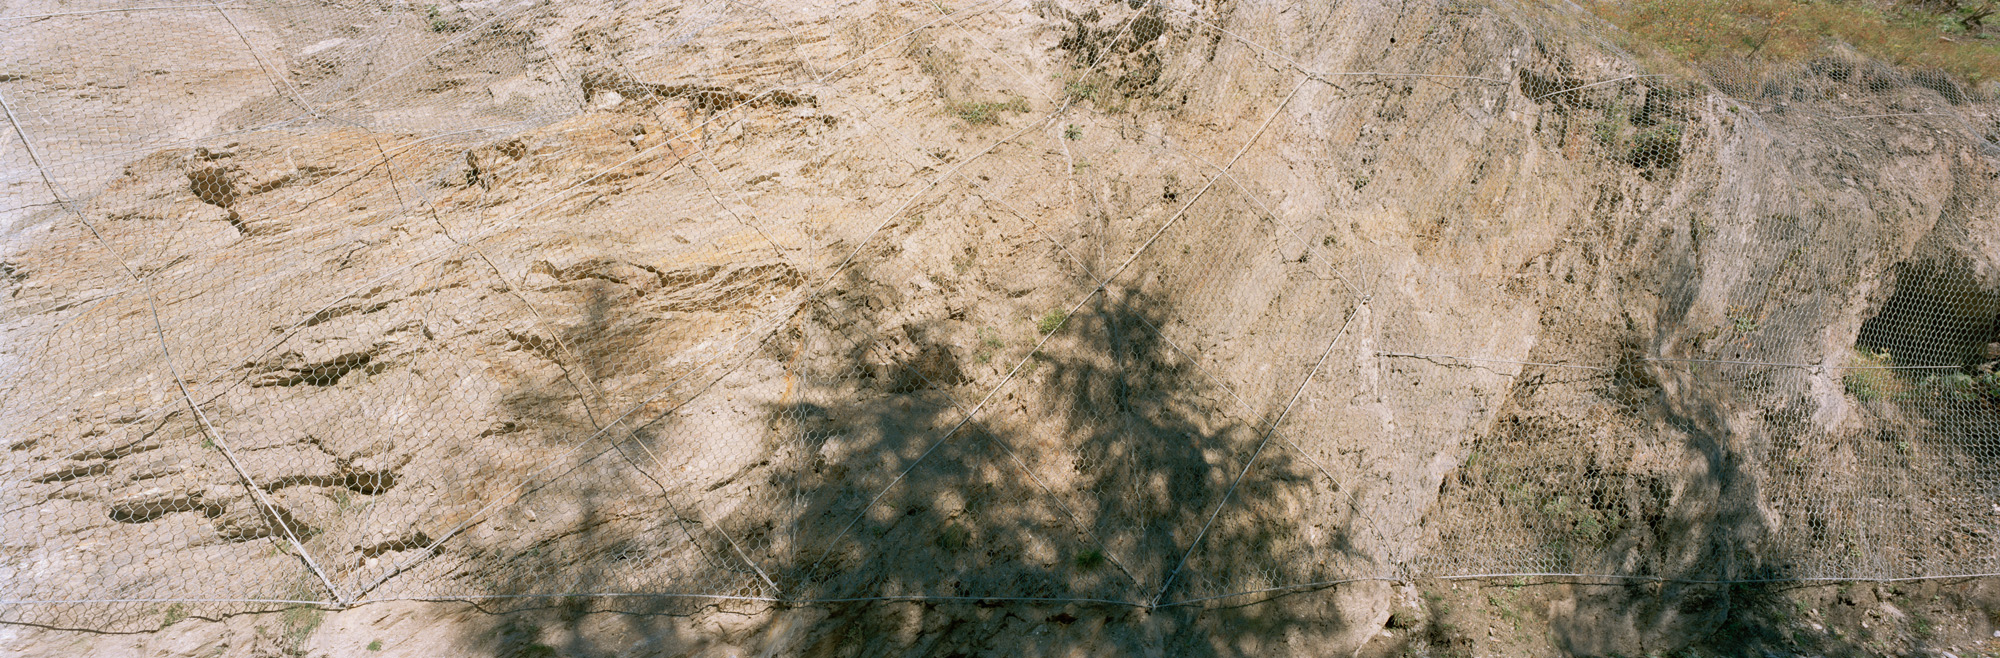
1148;294;1365;608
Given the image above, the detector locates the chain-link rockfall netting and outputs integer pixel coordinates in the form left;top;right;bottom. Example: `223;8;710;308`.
5;0;2000;632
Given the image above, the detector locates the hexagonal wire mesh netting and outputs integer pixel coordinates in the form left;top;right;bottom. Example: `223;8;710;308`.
4;0;2000;632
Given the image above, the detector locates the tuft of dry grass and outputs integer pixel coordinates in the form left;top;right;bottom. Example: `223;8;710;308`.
1586;0;2000;85
947;97;1031;125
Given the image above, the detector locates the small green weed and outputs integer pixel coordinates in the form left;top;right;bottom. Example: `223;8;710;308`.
1064;124;1082;140
1037;309;1066;335
1062;79;1099;103
1594;117;1623;148
1074;549;1105;569
367;639;384;651
974;327;1004;363
1727;305;1760;333
425;5;454;32
162;603;187;627
1629;124;1684;169
1487;592;1522;630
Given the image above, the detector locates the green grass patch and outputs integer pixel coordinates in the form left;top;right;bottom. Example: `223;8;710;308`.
1074;549;1106;569
1036;309;1066;335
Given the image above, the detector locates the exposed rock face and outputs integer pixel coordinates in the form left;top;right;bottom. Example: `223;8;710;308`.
3;0;1999;655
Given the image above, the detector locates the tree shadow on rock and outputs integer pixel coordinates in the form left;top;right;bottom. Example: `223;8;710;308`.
1530;332;1926;656
440;279;770;657
738;286;1366;655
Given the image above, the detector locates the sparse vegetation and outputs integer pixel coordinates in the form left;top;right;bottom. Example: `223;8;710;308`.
1064;124;1082;140
974;327;1004;363
1629;124;1685;169
278;578;326;655
1912;611;1935;638
937;523;971;549
1542;493;1617;546
1844;347;1909;401
1073;549;1105;569
425;5;453;33
1037;309;1066;335
162;603;186;627
1589;0;2000;85
1487;592;1523;631
947;97;1030;125
367;639;384;651
1932;370;2000;400
1593;114;1624;148
1062;78;1100;103
1727;305;1760;333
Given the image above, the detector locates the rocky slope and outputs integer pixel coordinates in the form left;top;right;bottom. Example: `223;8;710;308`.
5;0;2000;655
